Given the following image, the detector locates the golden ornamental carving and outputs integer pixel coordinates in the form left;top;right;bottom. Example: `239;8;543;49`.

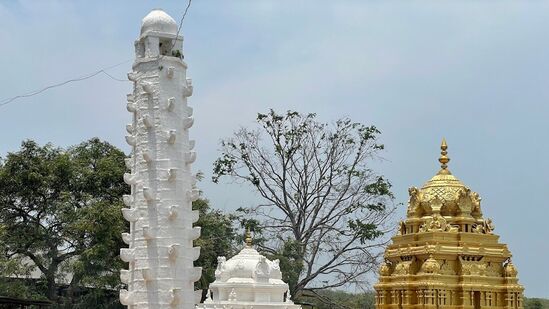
419;255;440;274
486;262;502;277
418;213;459;233
459;256;487;276
398;221;406;235
409;180;484;218
379;262;392;276
472;223;484;234
484;218;495;234
393;260;414;276
504;259;518;277
440;260;456;275
245;226;253;247
471;218;495;234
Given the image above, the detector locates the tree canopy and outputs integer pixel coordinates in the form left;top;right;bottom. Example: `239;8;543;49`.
525;298;546;309
0;139;239;308
0;126;398;307
0;138;128;307
213;110;395;297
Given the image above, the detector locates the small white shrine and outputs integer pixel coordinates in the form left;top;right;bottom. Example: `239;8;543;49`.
197;230;301;309
120;9;201;309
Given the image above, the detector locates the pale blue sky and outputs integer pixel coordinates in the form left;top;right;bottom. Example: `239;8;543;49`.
0;0;547;297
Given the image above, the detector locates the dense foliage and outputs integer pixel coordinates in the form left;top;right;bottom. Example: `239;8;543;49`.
0;139;238;308
298;290;375;309
525;298;549;309
0;138;128;307
193;198;239;301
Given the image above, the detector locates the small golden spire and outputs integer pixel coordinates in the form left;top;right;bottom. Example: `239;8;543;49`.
438;138;450;173
245;226;253;248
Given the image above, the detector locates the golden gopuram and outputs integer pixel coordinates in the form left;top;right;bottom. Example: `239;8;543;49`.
374;140;523;309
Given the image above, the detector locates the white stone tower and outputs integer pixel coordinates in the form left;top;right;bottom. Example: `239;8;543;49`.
120;9;201;309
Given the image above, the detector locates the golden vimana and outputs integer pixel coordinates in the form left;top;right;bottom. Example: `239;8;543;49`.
374;139;523;309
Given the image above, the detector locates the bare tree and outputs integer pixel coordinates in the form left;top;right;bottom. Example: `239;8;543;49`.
213;110;395;297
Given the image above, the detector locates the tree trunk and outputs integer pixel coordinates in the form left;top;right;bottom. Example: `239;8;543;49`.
45;271;58;302
45;256;59;303
65;272;83;307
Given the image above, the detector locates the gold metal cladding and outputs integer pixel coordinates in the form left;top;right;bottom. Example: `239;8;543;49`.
373;139;524;309
438;138;450;174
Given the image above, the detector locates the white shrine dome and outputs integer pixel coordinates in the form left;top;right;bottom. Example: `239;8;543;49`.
216;247;284;284
141;9;178;36
197;236;301;309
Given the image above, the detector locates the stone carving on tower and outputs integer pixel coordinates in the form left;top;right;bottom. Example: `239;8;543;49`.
120;9;201;309
196;229;302;309
374;139;523;309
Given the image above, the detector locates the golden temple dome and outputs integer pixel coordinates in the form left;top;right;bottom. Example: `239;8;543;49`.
407;139;482;220
421;138;465;192
375;139;523;309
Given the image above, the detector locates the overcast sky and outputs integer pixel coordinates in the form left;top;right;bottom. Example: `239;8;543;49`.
0;0;548;297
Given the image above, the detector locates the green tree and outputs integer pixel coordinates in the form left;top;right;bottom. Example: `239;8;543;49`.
0;138;239;307
525;299;544;309
0;138;128;307
299;290;375;309
0;231;44;300
213;110;395;298
193;198;238;301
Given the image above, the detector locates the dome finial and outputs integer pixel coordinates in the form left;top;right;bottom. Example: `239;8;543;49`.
245;226;253;248
438;138;450;173
141;9;178;36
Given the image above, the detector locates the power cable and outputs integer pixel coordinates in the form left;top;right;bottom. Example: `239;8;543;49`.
101;70;129;82
160;0;193;61
0;59;130;108
174;0;192;48
0;0;193;109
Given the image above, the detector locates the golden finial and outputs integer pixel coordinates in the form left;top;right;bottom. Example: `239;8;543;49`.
245;226;253;248
438;138;450;173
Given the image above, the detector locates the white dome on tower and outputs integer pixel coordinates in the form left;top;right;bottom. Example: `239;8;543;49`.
140;9;178;36
215;247;284;284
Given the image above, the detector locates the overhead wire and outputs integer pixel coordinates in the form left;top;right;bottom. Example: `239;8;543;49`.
0;59;130;108
161;0;192;61
101;70;129;82
174;0;192;49
0;0;193;110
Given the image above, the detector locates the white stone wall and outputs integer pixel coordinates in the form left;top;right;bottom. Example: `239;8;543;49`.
120;10;201;309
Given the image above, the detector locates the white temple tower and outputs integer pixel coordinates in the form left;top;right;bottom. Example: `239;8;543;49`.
120;9;201;309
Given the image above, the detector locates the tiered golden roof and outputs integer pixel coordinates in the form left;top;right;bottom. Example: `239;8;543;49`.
374;139;523;309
